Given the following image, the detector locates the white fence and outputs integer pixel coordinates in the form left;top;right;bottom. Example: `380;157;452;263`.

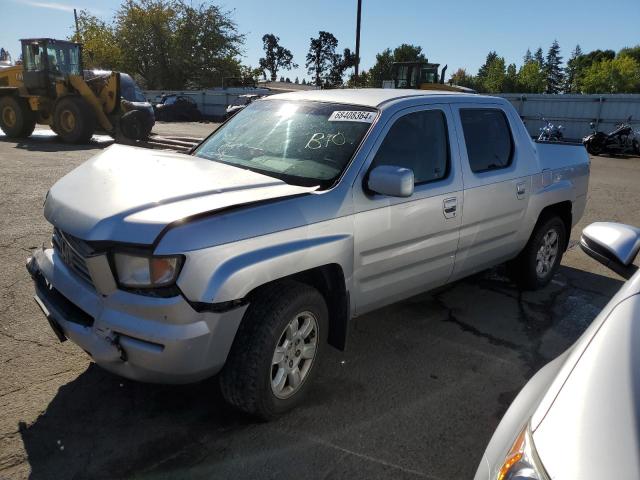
497;94;640;140
142;87;272;119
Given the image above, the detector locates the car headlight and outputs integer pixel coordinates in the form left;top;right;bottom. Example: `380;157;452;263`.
497;424;548;480
113;253;183;288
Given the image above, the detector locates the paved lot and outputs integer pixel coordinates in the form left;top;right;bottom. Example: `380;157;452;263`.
0;124;639;479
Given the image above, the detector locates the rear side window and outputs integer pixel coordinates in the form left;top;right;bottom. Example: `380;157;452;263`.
460;109;513;173
372;109;449;184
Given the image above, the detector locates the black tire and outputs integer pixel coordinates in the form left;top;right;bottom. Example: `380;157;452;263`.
220;280;328;420
0;95;36;138
53;96;96;144
510;216;567;290
120;110;151;140
585;136;605;155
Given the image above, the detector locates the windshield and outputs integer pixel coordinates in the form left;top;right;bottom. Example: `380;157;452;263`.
194;100;377;188
120;74;147;102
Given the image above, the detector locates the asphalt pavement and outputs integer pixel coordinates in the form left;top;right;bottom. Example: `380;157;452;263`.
0;124;638;479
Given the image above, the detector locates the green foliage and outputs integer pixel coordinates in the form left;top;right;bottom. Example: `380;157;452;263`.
448;68;476;90
347;69;370;88
544;40;564;93
258;34;296;82
392;44;426;63
71;10;122;70
618;45;640;64
305;31;339;87
517;61;546;93
563;44;583;93
365;44;425;87
72;0;244;89
581;55;640;93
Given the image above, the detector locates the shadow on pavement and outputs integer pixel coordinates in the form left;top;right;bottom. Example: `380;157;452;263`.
1;132;113;152
18;264;624;480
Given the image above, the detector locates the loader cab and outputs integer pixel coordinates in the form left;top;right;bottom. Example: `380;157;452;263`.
20;38;82;95
390;61;442;89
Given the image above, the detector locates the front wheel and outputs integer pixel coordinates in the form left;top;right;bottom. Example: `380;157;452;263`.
510;216;567;290
0;95;36;138
53;96;96;144
219;280;328;420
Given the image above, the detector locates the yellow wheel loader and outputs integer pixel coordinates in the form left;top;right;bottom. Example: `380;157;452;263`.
0;38;154;143
384;61;476;93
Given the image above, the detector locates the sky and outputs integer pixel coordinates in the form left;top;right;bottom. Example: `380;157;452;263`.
2;0;639;82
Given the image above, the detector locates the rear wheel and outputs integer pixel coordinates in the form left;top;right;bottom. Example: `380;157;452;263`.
53;96;96;144
219;280;328;420
0;96;36;138
510;216;567;290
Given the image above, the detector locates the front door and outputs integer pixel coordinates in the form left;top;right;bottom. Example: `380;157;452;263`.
352;104;463;315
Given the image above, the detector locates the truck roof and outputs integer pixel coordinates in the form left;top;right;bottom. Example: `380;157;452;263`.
264;88;484;108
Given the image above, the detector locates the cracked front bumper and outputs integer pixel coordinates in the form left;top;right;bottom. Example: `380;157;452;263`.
26;247;247;384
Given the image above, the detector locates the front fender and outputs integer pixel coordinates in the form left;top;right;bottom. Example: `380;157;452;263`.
175;219;355;304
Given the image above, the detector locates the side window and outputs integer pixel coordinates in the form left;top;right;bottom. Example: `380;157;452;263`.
460;108;514;173
371;109;450;184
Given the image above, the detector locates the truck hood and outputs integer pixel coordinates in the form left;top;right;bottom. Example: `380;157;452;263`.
44;144;315;245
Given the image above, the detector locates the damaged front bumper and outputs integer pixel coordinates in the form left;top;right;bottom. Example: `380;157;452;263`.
26;247;247;384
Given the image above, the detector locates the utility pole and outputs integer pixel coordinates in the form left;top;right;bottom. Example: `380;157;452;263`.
354;0;362;82
74;8;80;39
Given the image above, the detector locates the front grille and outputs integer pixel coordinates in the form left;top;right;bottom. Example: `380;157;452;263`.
52;228;94;287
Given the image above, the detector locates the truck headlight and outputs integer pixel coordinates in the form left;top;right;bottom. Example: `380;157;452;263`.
113;253;183;288
497;424;548;480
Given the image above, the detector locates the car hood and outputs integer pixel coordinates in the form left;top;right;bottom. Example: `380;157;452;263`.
531;292;640;479
44;144;315;245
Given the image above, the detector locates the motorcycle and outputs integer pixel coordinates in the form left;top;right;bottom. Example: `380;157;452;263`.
538;117;564;142
583;116;640;156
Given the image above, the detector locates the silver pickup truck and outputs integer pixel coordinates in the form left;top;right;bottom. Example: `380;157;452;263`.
27;89;589;418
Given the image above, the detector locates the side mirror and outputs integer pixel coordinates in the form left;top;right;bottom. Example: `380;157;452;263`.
580;222;640;279
367;165;414;198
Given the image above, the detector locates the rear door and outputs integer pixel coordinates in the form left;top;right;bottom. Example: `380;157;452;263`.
352;104;463;315
450;103;536;280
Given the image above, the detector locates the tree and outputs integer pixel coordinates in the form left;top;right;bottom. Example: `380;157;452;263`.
347;69;370;88
71;10;122;70
112;0;244;89
294;77;299;84
523;48;533;64
518;61;546;93
477;51;499;82
618;45;640;64
564;44;583;93
258;34;297;82
327;47;356;87
306;31;339;87
448;68;476;90
482;55;507;93
534;47;545;68
544;40;564;93
581;56;640;93
392;43;426;62
504;63;518;93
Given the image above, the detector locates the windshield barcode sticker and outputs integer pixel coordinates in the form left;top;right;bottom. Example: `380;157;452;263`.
329;111;375;123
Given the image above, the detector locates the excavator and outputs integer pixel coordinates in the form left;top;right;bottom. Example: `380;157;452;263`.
0;38;154;143
385;61;476;93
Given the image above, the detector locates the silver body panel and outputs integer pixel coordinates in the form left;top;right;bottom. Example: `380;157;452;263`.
476;269;640;480
30;89;590;383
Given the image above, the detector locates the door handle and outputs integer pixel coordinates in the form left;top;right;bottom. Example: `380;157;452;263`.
443;197;457;219
516;182;526;199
